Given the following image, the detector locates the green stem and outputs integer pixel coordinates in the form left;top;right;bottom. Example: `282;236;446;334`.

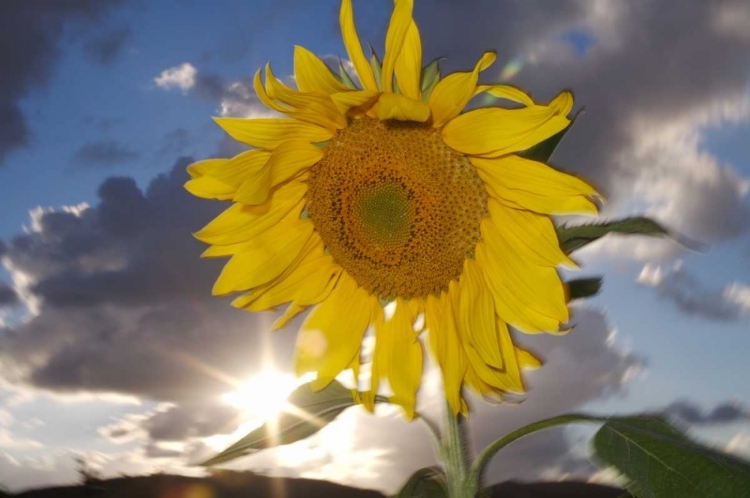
442;404;470;498
464;413;608;496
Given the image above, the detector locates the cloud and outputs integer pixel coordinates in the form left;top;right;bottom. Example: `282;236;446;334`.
664;399;750;425
0;283;18;307
83;27;131;65
0;157;295;402
70;140;141;169
637;261;750;320
0;0;126;166
154;63;198;93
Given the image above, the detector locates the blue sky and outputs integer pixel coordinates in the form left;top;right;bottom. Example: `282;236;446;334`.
1;0;749;493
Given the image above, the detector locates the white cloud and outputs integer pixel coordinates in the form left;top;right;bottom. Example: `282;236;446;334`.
154;63;198;93
725;431;750;455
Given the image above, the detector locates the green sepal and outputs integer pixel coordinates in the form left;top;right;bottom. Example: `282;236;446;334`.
519;108;583;164
369;43;383;91
338;58;357;89
420;57;442;102
566;277;602;300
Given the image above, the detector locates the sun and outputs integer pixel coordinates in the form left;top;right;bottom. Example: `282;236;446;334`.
222;369;300;421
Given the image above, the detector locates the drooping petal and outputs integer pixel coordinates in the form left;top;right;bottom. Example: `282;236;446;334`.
234;140;322;205
340;0;378;91
376;92;430;122
213;117;332;150
473;84;534;107
187;158;224;179
425;284;467;416
233;235;342;312
473;192;578;268
212;219;313;296
294;272;372;390
265;65;347;130
381;0;414;93
195;180;307;245
184;172;236;200
515;346;542;370
330;89;380;116
294;45;351;95
394;20;422;100
476;214;569;333
382;298;423;419
441;92;572;156
429;51;496;128
459;259;503;369
205;149;271;189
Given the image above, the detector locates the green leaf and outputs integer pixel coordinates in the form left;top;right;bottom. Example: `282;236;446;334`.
519;108;582;163
201;380;358;467
420;58;442;102
338;58;357;89
395;467;447;498
557;217;672;255
566;277;602;300
593;416;750;498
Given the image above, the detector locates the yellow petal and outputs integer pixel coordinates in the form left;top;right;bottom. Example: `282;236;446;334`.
273;302;307;330
234;140;322;205
429;51;496;128
478;194;577;268
516;346;542;370
212;219;313;296
425;284;467;416
196;182;307;245
394;20;421;100
294;45;350;95
475;241;561;333
473;84;534;107
497;320;523;392
478;213;569;330
330;89;380;116
381;0;414;93
441;97;571;157
205;149;272;189
184;175;235;200
362;297;385;413
340;0;378;91
253;68;290;114
459;259;503;369
295;272;371;390
376;92;430;122
187;158;225;179
214;117;332;150
234;236;342;312
265;65;347;130
381;298;422;419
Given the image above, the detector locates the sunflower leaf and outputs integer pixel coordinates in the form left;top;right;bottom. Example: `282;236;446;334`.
566;277;602;300
420;57;442;101
592;415;750;497
200;380;359;467
396;466;447;497
557;217;676;254
519;108;583;163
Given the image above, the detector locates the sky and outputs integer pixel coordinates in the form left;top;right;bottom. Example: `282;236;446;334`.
0;0;749;494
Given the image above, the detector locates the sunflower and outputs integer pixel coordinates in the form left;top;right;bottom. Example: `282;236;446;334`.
185;0;599;418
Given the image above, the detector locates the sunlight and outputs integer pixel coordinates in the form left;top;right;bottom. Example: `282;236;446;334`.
221;369;299;421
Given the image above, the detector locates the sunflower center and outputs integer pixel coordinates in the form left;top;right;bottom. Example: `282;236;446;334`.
307;117;487;300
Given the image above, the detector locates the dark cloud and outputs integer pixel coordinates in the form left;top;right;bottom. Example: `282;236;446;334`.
637;262;750;321
143;401;242;441
0;283;18;306
71;140;141;169
157;128;193;158
415;0;750;250
83;27;131;65
665;399;750;426
0;0;125;166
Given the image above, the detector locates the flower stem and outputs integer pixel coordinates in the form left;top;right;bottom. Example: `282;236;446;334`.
441;404;470;498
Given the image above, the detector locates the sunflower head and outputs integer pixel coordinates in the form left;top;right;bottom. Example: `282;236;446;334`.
185;0;600;418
